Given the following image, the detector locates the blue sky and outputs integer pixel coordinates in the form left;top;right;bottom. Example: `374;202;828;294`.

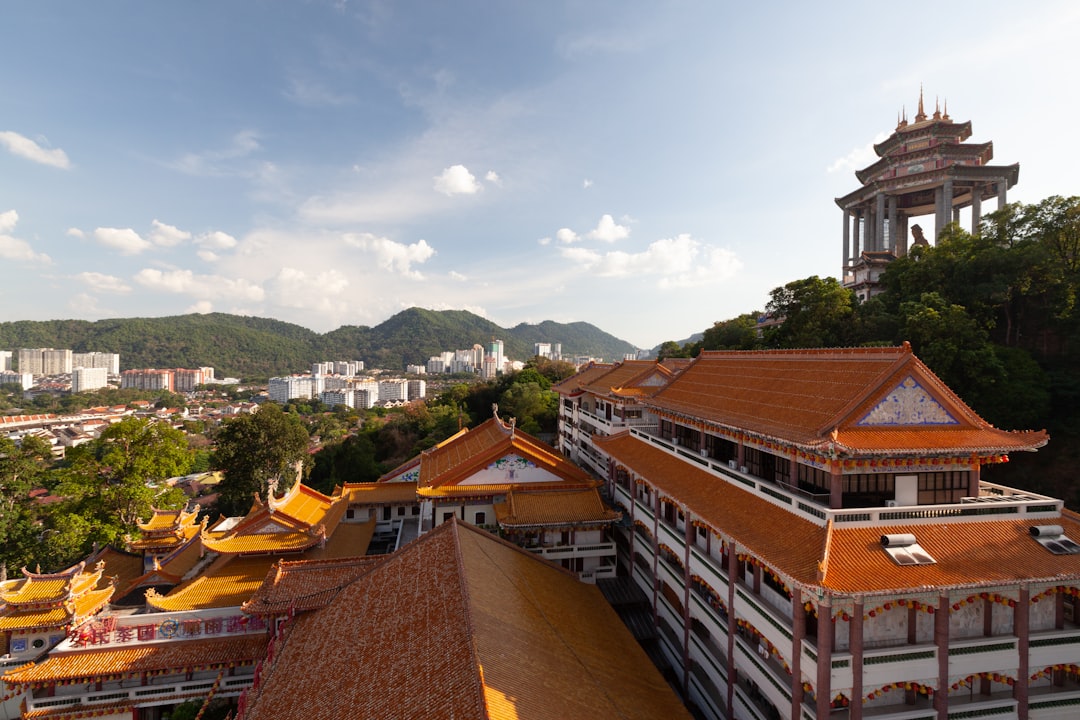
2;1;1079;350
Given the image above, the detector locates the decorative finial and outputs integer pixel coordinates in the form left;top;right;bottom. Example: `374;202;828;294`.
915;85;927;122
942;98;950;121
933;96;941;120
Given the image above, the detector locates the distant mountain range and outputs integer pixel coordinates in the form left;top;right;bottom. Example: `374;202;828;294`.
0;309;638;379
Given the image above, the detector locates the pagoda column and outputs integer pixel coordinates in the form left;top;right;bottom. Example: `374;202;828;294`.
942;179;954;233
875;193;886;251
998;177;1008;209
934;186;944;238
887;196;898;252
971;186;982;234
897;215;909;256
791;593;806;720
934;594;949;720
1015;585;1030;716
851;598;864;720
816;596;833;720
829;462;843;510
968;459;981;499
842;210;851;268
852;210;862;259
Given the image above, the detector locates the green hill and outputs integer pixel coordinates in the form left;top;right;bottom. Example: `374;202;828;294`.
0;309;637;379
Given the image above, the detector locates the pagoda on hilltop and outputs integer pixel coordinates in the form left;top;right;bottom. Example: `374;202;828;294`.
837;89;1019;300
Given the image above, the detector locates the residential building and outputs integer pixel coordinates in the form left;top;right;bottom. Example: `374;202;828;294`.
377;378;408;403
407;378;426;401
0;350;12;371
321;388;354;409
267;375;312;403
173;367;207;392
120;368;173;391
71;366;108;393
0;371;33;390
72;352;120;375
405;363;426;374
556;344;1080;720
18;348;72;376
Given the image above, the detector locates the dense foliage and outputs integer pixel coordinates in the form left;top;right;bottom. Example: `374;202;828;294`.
0;308;636;379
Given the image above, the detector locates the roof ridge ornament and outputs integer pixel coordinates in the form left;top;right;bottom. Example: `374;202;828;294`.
915;84;927;123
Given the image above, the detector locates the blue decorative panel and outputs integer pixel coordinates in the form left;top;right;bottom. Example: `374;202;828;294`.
857;376;958;426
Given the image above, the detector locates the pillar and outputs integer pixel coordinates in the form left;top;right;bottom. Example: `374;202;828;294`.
1015;585;1030;716
968;459;980;500
791;594;806;720
942;179;954;234
842;210;851;269
829;463;843;510
971;185;982;234
935;594;949;719
726;547;740;718
887;196;898;252
998;178;1008;209
876;193;886;252
683;517;694;696
851;599;864;720
897;215;909;256
816;598;833;720
852;210;862;260
934;186;944;238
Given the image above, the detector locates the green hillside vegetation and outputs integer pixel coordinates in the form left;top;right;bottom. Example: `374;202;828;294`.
0;309;636;378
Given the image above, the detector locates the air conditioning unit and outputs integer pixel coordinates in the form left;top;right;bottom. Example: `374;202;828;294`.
700;449;708;458
727;460;737;469
885;500;899;508
739;466;748;474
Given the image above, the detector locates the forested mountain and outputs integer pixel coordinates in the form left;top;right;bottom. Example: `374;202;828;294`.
0;309;637;378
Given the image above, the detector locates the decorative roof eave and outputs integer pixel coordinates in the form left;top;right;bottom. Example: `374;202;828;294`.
854;141;993;184
836;162;1020;210
199;529;321;555
496;516;620;530
873;119;973;156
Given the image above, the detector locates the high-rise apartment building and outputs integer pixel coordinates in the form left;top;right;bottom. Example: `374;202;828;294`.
18;348;72;376
72;352;120;375
120;369;173;391
72;367;109;393
0;351;12;372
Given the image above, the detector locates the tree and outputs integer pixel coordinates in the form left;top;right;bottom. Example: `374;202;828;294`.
214;404;310;516
0;435;53;572
764;276;855;348
700;313;762;351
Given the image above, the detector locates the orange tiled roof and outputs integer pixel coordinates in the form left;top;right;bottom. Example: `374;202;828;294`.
822;514;1080;594
200;530;321;555
3;635;266;687
242;556;382;616
341;481;419;504
597;432;827;586
418;415;595;491
551;362;615;395
579;360;673;398
645;345;1048;455
494;489;621;528
0;562;105;607
0;587;114;632
146;556;279;611
136;507;198;534
88;547;145;600
238;520;691;720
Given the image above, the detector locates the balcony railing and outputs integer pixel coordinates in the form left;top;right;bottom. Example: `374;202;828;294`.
27;673;254;713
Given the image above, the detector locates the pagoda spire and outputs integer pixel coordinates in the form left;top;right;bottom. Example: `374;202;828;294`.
942;98;950;121
933;96;942;120
915;85;927;122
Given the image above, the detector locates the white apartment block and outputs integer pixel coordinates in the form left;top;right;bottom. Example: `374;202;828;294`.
407;379;426;401
0;351;12;371
353;388;376;409
320;389;354;409
71;367;109;393
334;360;363;375
173;368;207;393
426;357;446;374
120;369;172;391
268;376;313;404
19;348;72;376
322;375;350;391
72;352;120;374
405;364;426;375
0;371;33;390
377;379;409;403
312;362;334;376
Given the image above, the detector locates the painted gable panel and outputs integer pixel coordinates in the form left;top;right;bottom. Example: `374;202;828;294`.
464;454;563;486
857;376;958;426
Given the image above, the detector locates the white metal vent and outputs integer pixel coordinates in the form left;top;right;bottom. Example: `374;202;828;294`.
880;533;936;565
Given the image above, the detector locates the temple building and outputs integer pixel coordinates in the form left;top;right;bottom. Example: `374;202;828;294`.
837;90;1019;300
235;518;692;720
569;344;1080;720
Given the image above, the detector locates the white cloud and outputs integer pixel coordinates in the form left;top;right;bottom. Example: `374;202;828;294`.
343;233;435;278
187;300;214;314
587;214;630;243
68;293;101;315
134;268;266;302
0;131;70;169
93;227;151;255
449;271;468;281
197;250;220;263
826;132;889;174
77;272;131;293
433;164;481;196
173;130;261;176
66;227;85;238
148;220;191;247
555;228;579;244
558;234;741;287
267;268;350;309
197;230;238;250
0;209;52;264
537;236;552;246
583;179;593;189
484;170;502;186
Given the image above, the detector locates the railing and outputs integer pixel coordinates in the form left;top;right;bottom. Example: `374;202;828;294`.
527;541;615;559
27;673;254;712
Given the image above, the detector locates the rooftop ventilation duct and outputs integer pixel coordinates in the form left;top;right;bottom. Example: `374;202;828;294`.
880;533;917;547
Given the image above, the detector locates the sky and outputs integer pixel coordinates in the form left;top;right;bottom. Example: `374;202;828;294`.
2;2;1079;350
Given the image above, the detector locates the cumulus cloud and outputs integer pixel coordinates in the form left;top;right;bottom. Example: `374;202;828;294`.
484;170;502;186
449;270;468;281
0;131;70;169
66;227;85;239
537;236;552;246
0;210;52;264
826;132;889;174
187;300;214;314
267;268;350;308
555;228;579;244
197;230;238;250
148;220;191;247
343;233;435;279
134;268;266;302
583;179;593;189
93;227;151;255
558;234;742;288
433;164;481;196
586;214;630;242
77;272;131;293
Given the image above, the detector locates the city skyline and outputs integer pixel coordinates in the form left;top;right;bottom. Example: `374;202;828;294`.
2;2;1078;348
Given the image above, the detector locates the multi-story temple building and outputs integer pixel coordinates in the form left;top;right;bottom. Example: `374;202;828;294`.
555;344;1080;720
837;90;1020;300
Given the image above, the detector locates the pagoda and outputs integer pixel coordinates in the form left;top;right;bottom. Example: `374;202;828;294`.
837;89;1019;298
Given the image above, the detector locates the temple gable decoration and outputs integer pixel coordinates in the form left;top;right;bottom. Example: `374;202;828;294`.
857;376;958;426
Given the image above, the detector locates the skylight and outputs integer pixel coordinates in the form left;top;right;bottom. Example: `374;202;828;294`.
1030;525;1080;555
880;533;936;565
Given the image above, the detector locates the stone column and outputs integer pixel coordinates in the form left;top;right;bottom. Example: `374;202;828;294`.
791;594;806;720
971;186;982;234
876;193;886;252
887;196;898;252
934;186;944;238
851;599;864;720
843;210;851;269
816;598;833;720
897;215;909;256
1016;585;1030;716
998;178;1008;209
942;179;954;234
853;210;862;259
935;595;949;719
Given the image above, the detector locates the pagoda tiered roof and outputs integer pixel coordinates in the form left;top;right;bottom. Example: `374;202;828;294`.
644;344;1047;458
0;562;115;633
128;507;200;552
236;519;692;720
341;480;419;505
